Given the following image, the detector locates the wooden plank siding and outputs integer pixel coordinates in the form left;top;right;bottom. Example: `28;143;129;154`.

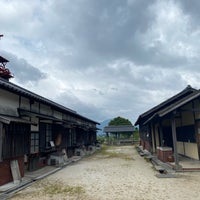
0;77;99;186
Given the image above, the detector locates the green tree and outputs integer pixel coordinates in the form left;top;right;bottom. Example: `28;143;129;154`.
109;116;132;126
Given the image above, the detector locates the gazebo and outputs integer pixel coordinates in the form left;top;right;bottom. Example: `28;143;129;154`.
104;125;135;145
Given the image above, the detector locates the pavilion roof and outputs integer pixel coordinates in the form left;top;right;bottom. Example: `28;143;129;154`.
104;125;134;133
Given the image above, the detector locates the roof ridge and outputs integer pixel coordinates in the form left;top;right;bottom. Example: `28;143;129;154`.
0;77;99;124
135;86;197;125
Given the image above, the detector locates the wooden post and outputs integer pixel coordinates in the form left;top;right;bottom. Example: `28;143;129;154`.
0;122;3;162
171;113;182;170
159;121;164;147
151;122;155;153
151;122;157;152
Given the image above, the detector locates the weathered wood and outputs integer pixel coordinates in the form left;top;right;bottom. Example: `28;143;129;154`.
171;114;180;169
159;121;164;147
10;160;22;184
0;122;2;162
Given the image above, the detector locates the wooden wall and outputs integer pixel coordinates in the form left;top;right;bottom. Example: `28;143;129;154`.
0;157;24;186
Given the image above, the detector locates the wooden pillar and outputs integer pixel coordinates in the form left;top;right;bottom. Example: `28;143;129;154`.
171;113;182;170
153;123;157;150
0;122;3;162
151;122;156;153
159;121;164;147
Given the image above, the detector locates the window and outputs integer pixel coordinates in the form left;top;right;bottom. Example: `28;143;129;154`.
39;123;53;151
30;132;39;153
46;124;52;148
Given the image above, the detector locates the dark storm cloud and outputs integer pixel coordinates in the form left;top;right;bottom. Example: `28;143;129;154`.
2;51;46;83
55;91;106;122
40;0;157;69
41;0;198;71
178;0;200;24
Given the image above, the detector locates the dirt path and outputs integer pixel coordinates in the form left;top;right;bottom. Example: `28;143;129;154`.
10;145;200;200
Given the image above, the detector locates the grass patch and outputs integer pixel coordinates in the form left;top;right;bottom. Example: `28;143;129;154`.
98;145;109;154
144;156;151;162
98;145;134;160
11;180;87;199
36;180;85;196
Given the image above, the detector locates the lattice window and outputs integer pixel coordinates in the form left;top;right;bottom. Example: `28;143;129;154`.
45;124;52;148
30;132;39;153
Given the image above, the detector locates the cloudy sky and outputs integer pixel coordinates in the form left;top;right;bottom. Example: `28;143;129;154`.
1;0;200;123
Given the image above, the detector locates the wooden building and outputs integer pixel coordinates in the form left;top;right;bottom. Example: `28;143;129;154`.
135;86;200;169
0;55;99;186
104;125;134;145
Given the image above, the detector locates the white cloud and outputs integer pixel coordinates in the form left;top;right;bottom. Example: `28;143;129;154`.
141;0;200;68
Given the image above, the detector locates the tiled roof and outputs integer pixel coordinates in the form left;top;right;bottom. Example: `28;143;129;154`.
104;125;134;133
0;77;99;124
135;85;197;125
143;90;200;125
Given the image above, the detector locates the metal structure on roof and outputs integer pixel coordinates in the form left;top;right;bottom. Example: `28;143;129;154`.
0;35;13;80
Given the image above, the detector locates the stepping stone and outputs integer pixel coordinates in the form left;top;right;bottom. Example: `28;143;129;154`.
154;165;165;173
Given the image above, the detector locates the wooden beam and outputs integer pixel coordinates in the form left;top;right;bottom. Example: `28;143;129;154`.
180;108;200;112
0;122;3;162
153;123;158;152
159;121;164;147
171;114;182;170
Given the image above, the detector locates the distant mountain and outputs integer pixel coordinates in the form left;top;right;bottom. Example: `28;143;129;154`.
97;119;111;136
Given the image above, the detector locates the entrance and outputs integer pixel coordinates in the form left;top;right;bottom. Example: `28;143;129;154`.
196;121;200;160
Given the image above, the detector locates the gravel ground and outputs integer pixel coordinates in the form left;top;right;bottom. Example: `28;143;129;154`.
10;145;200;200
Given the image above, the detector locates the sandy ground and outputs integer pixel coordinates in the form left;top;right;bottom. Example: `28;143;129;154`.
10;145;200;200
